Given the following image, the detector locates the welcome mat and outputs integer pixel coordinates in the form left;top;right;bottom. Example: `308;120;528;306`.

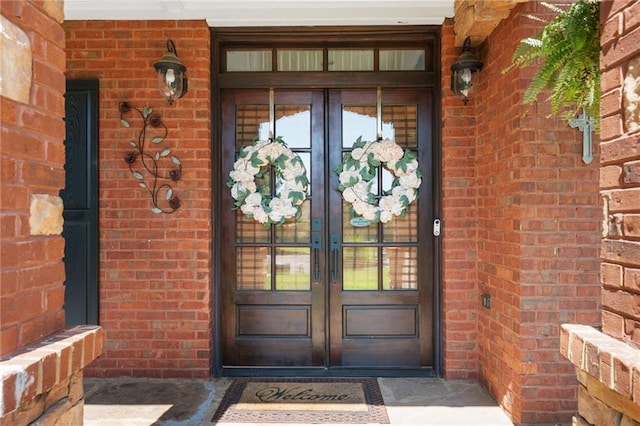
212;377;389;424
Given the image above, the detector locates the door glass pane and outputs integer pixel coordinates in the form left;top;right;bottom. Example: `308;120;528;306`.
236;104;270;243
227;50;272;72
383;247;418;290
277;50;323;71
343;247;378;290
236;105;269;148
379;50;425;71
275;248;311;290
276;201;311;243
342;105;417;147
383;203;418;242
381;168;394;192
342;105;377;147
342;201;378;243
328;49;373;71
237;210;270;243
237;247;271;290
275;105;311;148
382;105;417;148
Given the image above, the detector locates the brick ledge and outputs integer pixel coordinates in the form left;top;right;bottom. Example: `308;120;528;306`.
0;325;103;417
560;324;640;405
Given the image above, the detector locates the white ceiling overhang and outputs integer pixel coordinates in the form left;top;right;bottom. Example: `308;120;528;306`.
63;0;455;26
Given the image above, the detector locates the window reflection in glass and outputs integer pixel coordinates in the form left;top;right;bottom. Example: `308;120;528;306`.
275;248;311;290
276;201;311;243
342;201;378;243
343;247;378;290
236;210;270;243
237;247;271;290
274;105;311;148
382;105;417;148
382;247;418;290
342;106;376;147
342;105;398;147
382;203;418;243
236;105;269;148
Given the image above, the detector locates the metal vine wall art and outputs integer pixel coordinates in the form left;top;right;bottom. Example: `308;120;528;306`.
119;102;182;213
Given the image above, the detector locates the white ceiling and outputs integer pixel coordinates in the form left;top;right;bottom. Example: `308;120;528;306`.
63;0;455;26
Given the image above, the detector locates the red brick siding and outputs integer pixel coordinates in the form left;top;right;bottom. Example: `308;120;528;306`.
441;20;479;380
64;20;212;378
600;0;640;347
471;2;601;424
0;1;66;356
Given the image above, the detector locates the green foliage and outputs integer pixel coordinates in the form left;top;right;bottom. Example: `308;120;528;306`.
504;0;601;130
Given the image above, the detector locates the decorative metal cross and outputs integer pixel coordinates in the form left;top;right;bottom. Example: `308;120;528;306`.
569;112;594;164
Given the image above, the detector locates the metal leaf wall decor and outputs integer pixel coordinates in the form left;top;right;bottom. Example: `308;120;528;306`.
119;102;182;214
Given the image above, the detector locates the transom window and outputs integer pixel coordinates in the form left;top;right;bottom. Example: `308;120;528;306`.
225;48;430;72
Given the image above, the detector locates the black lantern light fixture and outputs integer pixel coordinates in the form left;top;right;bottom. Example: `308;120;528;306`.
450;37;484;105
153;39;188;105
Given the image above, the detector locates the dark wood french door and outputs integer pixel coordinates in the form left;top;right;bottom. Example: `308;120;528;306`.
220;87;434;373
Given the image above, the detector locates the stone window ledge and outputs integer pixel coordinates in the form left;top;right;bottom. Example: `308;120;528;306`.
560;324;640;404
0;325;103;417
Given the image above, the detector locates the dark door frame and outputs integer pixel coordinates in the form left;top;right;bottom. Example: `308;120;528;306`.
210;26;443;377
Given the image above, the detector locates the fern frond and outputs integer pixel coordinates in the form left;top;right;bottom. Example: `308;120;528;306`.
502;36;543;73
523;14;547;23
540;2;564;14
504;0;601;131
522;37;543;49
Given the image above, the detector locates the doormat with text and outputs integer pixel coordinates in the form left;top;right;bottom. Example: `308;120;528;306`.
212;377;389;424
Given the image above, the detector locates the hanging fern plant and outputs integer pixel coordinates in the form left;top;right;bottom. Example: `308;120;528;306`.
504;0;601;131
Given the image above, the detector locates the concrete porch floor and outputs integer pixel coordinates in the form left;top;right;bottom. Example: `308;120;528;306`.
83;377;514;425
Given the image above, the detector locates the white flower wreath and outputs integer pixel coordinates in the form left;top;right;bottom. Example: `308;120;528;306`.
227;136;309;226
335;136;421;224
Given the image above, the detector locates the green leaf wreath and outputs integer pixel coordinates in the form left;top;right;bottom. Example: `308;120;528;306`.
335;136;421;224
227;136;309;227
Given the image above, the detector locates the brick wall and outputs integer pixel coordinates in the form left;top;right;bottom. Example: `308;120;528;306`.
599;0;640;347
474;8;526;417
0;326;103;424
64;20;212;378
1;0;66;356
454;2;601;424
441;19;480;380
560;1;640;425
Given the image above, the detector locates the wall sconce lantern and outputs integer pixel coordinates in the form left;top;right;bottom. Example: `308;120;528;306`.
450;37;484;105
153;39;188;105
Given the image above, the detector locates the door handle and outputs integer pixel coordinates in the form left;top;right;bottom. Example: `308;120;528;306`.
311;234;321;282
330;234;341;282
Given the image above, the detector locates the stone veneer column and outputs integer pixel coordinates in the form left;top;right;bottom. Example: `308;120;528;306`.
1;1;103;424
